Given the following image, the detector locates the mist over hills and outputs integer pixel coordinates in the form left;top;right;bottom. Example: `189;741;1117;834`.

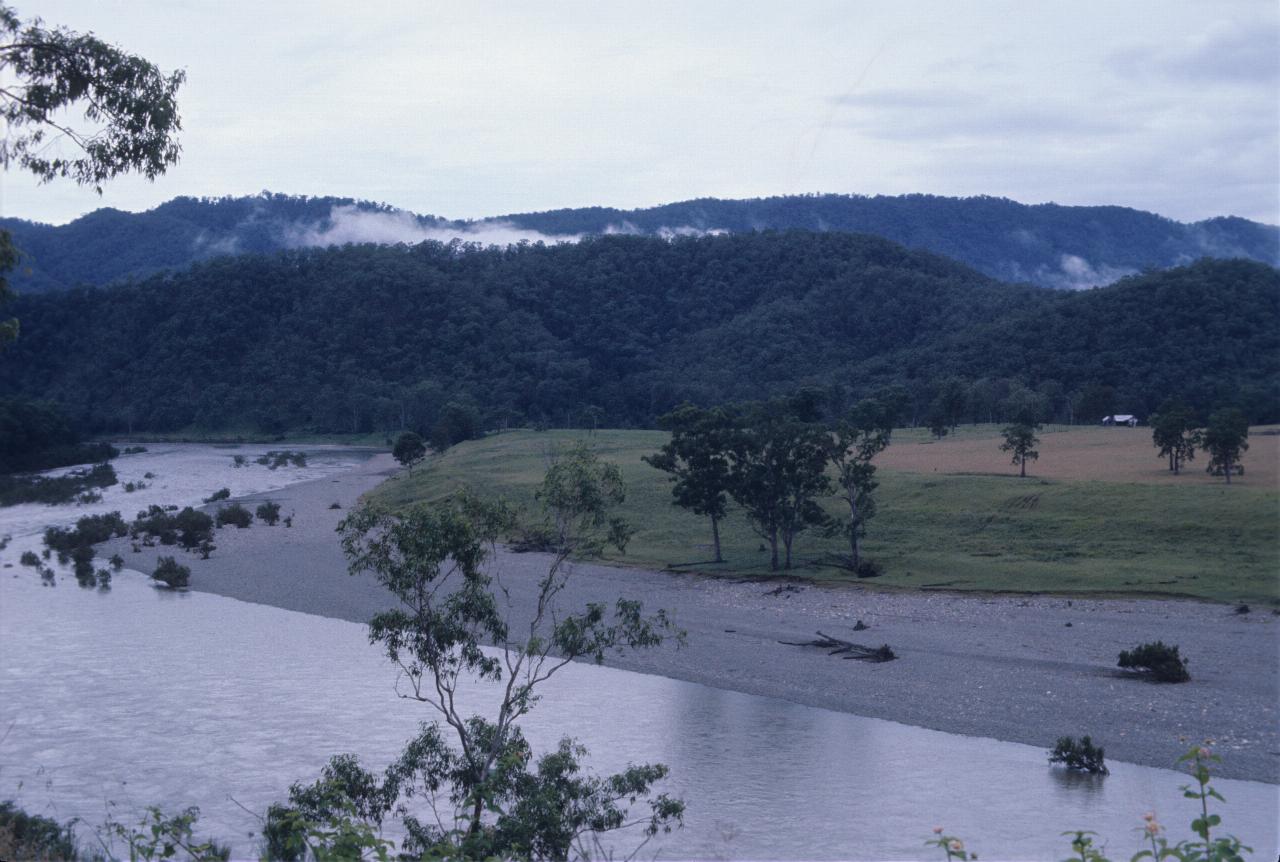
2;232;1275;437
3;191;1276;293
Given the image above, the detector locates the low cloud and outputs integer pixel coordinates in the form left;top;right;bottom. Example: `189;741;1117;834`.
284;205;579;249
1039;254;1136;290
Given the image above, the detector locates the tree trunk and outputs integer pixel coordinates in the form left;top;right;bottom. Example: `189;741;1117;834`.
782;531;793;570
1169;451;1175;472
846;491;861;567
711;514;722;563
1224;457;1232;484
1020;457;1026;478
769;530;779;571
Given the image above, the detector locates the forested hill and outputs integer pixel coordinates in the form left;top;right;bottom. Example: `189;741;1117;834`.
3;191;1277;293
2;232;1275;436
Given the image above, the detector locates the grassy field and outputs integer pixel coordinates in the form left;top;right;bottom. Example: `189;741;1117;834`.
369;427;1280;605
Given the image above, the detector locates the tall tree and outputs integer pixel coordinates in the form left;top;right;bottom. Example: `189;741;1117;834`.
1000;423;1041;478
644;404;734;563
1;2;185;349
828;400;892;570
728;397;832;571
1149;397;1199;475
331;447;682;859
1;4;185;189
391;430;426;470
1201;407;1249;484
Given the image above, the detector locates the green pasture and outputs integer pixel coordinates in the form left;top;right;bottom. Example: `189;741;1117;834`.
368;430;1279;605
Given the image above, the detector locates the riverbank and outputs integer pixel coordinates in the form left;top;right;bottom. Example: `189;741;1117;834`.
103;454;1280;783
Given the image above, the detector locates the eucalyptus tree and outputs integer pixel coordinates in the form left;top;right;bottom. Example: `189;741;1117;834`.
728;396;833;571
271;444;684;860
1201;408;1249;484
644;403;735;563
828;401;892;571
1150;397;1198;474
1000;423;1040;478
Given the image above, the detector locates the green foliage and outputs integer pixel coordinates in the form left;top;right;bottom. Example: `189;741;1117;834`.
0;800;78;861
1151;398;1200;475
256;450;307;469
1;461;116;506
1118;641;1191;683
44;510;127;553
645;404;735;562
1049;735;1109;774
374;429;1280;605
0;398;118;472
726;395;834;571
2;236;1276;436
255;500;281;525
102;804;227;861
131;505;213;550
151;555;190;589
331;451;683;859
1201;408;1249;484
19;549;39;566
214;502;252;528
1000;423;1041;477
0;3;185;190
202;488;230;503
392;430;426;467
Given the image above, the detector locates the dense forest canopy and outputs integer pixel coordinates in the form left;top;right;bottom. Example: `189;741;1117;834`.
3;191;1276;294
1;231;1275;437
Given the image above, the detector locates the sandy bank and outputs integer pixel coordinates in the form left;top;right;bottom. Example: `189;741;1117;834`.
103;453;1280;783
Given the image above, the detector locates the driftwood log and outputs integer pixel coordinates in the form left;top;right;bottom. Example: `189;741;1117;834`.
779;630;896;662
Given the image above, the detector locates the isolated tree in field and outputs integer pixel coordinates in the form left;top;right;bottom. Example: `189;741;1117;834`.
1150;397;1199;474
316;446;682;860
1201;407;1249;484
644;404;734;563
728;397;832;571
1000;423;1040;477
828;400;892;571
391;430;426;470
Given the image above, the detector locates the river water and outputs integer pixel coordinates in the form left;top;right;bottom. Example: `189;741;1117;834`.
1;445;1276;860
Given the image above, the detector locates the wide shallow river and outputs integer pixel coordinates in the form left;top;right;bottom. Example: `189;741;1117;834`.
1;445;1276;860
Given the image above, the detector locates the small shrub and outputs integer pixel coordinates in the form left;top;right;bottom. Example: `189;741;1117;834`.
328;501;342;510
854;558;884;579
0;801;79;862
1118;640;1190;683
19;550;40;567
256;501;281;525
232;454;247;467
123;445;148;455
203;487;231;503
1048;735;1108;774
215;503;253;528
109;553;125;571
283;515;293;528
96;568;112;589
1234;603;1250;615
152;556;190;589
143;471;155;479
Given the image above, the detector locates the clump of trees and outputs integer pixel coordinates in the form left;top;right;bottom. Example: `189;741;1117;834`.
646;392;893;573
1149;402;1251;484
1201;408;1249;484
203;488;231;503
1118;641;1190;683
0;461;117;506
131;505;214;551
256;450;307;469
1048;735;1108;774
260;445;684;860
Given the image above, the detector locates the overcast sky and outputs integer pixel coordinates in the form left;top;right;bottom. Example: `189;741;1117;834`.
2;1;1277;226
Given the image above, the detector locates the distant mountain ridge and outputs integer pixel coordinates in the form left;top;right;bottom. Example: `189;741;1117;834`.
2;191;1277;293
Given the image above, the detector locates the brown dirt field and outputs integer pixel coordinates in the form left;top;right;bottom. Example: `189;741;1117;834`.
878;424;1280;486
